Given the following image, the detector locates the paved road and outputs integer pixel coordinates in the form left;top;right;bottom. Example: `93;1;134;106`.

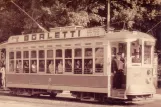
0;92;161;107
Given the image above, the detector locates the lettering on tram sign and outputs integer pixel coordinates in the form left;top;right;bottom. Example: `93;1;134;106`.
40;34;44;40
63;31;67;38
55;32;60;38
32;34;36;40
24;35;29;41
70;31;75;37
8;27;105;43
48;33;52;39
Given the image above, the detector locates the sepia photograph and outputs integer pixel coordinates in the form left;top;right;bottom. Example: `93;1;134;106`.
0;0;161;107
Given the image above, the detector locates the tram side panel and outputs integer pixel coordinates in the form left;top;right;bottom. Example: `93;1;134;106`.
126;67;156;96
6;74;108;93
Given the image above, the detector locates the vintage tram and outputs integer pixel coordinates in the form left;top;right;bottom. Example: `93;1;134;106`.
0;26;156;102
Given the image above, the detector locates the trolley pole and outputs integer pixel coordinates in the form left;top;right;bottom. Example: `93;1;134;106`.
107;0;110;32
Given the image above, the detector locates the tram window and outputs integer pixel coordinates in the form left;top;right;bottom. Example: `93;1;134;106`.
55;59;63;74
9;52;14;59
16;51;21;59
131;40;142;63
47;50;53;58
95;48;104;73
31;51;37;58
65;49;72;58
144;43;152;64
16;60;22;73
75;48;82;57
56;49;62;57
85;48;92;57
65;59;72;72
9;60;14;72
39;60;45;72
84;59;93;74
95;48;103;57
39;50;45;58
23;51;29;58
31;60;37;73
74;59;82;74
23;60;29;73
47;60;54;74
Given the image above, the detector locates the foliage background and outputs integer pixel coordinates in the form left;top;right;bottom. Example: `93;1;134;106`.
0;0;161;50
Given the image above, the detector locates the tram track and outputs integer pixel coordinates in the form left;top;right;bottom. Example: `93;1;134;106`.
0;90;138;107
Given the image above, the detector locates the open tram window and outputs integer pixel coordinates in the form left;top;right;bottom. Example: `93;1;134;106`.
47;60;54;74
65;49;72;72
144;41;152;64
16;60;22;73
9;60;14;72
84;59;93;74
55;59;63;74
131;40;142;64
9;52;14;72
95;48;104;73
65;59;72;72
74;59;82;74
47;50;54;74
74;48;82;74
23;60;29;73
23;51;29;73
31;60;37;73
39;50;45;72
16;51;22;73
84;48;93;74
39;60;45;72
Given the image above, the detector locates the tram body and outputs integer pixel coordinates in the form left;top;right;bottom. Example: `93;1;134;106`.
0;26;156;102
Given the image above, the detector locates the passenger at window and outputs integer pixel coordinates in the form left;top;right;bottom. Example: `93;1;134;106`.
16;60;22;73
58;61;63;74
0;65;5;89
24;61;29;73
9;61;14;72
39;60;45;72
66;60;72;69
75;60;81;69
74;60;81;73
31;61;37;73
132;52;141;63
49;61;54;73
87;60;93;73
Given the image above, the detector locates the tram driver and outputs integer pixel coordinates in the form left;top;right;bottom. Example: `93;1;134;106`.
112;52;124;89
132;52;141;63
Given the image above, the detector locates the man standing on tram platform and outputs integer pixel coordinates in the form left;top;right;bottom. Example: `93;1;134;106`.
0;65;5;89
112;52;124;89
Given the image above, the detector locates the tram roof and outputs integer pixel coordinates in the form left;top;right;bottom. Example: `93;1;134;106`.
105;30;156;41
7;26;155;44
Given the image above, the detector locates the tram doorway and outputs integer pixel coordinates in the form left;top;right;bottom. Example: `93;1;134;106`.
110;42;127;98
